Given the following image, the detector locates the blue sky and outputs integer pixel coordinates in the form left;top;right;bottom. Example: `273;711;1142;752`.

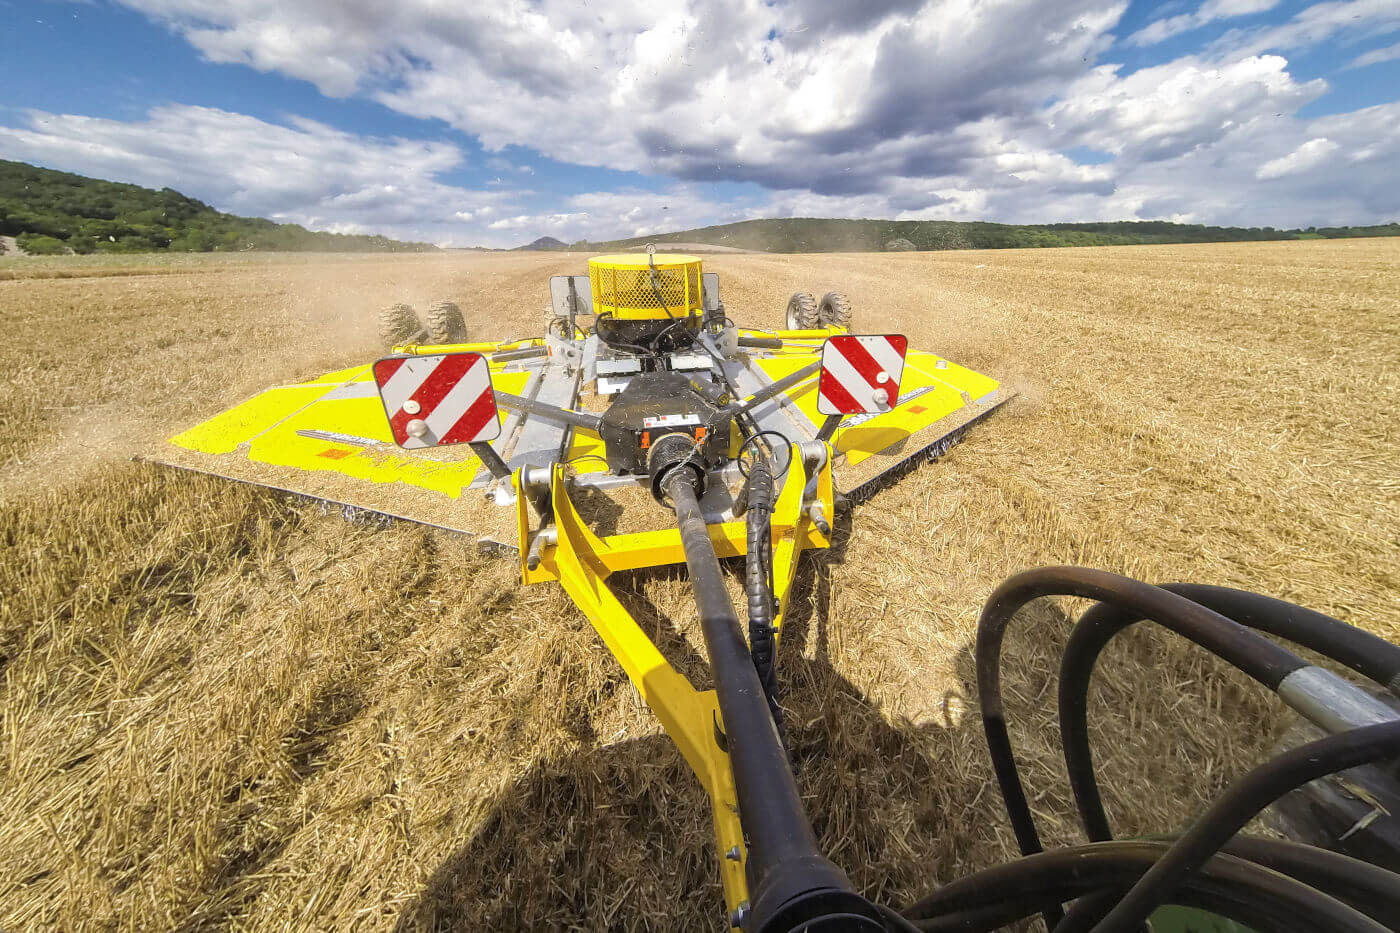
2;0;1397;247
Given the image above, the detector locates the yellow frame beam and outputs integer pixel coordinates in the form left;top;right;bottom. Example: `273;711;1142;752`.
515;452;831;913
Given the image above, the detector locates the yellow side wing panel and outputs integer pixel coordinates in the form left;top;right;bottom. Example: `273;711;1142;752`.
752;349;1001;467
167;365;532;500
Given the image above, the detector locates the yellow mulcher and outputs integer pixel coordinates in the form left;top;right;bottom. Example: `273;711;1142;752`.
154;251;1400;932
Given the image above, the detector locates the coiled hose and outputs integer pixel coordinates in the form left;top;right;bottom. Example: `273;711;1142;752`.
745;453;784;739
918;566;1400;933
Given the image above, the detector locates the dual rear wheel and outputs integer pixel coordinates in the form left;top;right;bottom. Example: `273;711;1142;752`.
377;300;467;349
785;291;854;330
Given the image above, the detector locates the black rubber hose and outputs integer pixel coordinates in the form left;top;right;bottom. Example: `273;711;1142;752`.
1221;836;1400;926
1060;584;1400;843
745;454;784;738
1052;721;1400;933
975;567;1308;928
905;837;1400;928
915;883;1290;933
903;840;1381;933
1163;584;1400;692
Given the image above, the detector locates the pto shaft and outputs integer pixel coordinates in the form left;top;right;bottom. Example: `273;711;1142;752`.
664;470;879;932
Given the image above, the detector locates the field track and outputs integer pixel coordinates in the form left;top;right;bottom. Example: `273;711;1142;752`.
1;240;1396;930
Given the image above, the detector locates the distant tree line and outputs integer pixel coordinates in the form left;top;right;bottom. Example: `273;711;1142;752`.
580;217;1400;254
0;160;438;255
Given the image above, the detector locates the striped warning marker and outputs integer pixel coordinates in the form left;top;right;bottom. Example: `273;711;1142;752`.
817;334;908;415
371;352;501;449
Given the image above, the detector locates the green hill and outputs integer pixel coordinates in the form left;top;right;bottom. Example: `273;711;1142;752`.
0;160;437;255
578;217;1400;253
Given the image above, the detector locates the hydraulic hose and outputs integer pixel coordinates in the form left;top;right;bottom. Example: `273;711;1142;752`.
744;453;784;738
1060;585;1400;843
1052;720;1400;933
974;567;1309;928
903;840;1385;933
1163;585;1400;693
904;836;1400;930
1220;835;1400;926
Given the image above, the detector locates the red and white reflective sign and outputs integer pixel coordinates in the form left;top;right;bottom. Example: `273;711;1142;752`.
817;334;908;415
371;352;500;449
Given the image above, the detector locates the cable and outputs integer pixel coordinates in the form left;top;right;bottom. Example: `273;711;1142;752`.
744;453;784;739
974;567;1310;929
1052;721;1400;933
1060;584;1400;845
904;840;1382;933
562;453;610;468
592;312;657;358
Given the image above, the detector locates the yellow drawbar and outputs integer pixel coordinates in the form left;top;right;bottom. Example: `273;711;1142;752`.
589;253;703;320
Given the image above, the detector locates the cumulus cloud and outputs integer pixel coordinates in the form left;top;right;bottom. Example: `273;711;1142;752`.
0;105;512;244
1129;0;1279;47
2;0;1393;243
1047;55;1324;160
113;0;1134;199
1257;137;1340;179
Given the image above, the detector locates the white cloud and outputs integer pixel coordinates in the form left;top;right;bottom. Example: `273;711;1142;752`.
1047;55;1325;160
1129;0;1279;46
2;0;1395;244
1345;40;1400;68
1256;137;1340;178
1212;0;1400;58
0;105;513;244
113;0;1131;200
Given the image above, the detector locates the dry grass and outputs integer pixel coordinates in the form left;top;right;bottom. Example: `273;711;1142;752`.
1;240;1397;930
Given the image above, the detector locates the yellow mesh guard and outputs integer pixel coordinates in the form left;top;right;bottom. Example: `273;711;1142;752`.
589;253;702;320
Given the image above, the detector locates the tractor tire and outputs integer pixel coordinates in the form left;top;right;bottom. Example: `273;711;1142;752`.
425;300;467;344
378;303;422;349
785;292;819;330
818;292;853;329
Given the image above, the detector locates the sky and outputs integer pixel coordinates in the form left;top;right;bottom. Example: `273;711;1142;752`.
1;0;1397;248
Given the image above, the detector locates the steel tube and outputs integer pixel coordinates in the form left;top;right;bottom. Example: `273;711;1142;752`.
729;362;821;419
492;390;603;433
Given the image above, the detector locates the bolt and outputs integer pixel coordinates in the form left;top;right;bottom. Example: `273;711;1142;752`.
872;388;889;407
406;418;429;438
729;901;749;928
725;845;741;861
403;399;422;414
876;370;889;384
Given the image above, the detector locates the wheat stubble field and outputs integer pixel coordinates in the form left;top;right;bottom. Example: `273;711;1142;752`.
1;240;1397;930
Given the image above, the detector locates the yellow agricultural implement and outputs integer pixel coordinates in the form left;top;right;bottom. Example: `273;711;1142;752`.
155;252;1400;932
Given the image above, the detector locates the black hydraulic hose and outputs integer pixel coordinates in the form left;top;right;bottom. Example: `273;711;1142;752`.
975;567;1308;928
1060;584;1400;843
665;471;859;930
1163;584;1400;692
904;840;1382;933
745;455;784;738
1221;835;1400;926
904;837;1400;928
1052;721;1400;933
